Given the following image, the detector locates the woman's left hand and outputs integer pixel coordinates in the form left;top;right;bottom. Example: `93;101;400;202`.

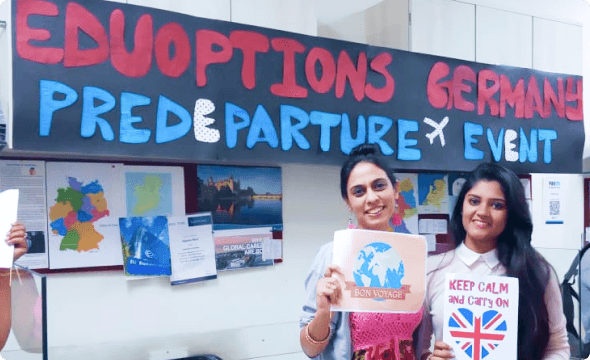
6;222;28;261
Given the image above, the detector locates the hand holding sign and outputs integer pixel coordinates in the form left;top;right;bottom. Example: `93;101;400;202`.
443;273;519;360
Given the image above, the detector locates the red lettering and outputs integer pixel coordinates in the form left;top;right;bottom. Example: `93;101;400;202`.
16;0;63;64
453;65;476;112
64;2;109;67
196;29;233;87
543;78;565;118
449;280;457;290
335;51;367;102
305;47;336;94
365;52;395;103
524;77;546;118
229;31;269;90
565;77;583;121
427;62;452;109
109;10;153;78
155;22;191;78
270;38;307;98
499;75;524;118
499;283;508;293
477;70;499;116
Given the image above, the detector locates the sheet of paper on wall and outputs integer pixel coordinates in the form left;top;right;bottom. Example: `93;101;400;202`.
0;104;6;150
46;162;126;269
418;219;448;234
168;213;217;285
520;178;532;200
262;239;282;261
213;227;274;271
543;177;565;225
0;160;49;269
330;229;426;313
424;234;437;252
443;273;519;360
0;189;19;269
123;165;185;217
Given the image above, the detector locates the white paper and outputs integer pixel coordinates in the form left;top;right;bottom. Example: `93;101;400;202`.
262;239;282;261
543;177;565;224
424;234;437;252
168;213;217;285
443;273;519;360
0;189;19;268
419;218;448;234
0;160;49;269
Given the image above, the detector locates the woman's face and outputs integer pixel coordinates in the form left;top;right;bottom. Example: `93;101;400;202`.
462;180;508;252
345;162;398;231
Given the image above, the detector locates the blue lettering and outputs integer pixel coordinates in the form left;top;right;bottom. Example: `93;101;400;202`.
310;111;341;152
519;128;538;163
280;105;310;151
464;122;484;160
39;80;78;136
155;95;191;144
247;105;279;149
397;119;421;161
367;116;394;156
340;114;366;155
120;92;151;144
486;128;504;162
80;86;115;141
225;102;251;148
538;129;557;164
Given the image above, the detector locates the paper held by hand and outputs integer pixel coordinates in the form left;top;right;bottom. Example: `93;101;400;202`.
0;189;19;269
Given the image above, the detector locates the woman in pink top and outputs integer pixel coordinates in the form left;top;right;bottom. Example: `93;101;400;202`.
300;144;424;360
421;163;569;360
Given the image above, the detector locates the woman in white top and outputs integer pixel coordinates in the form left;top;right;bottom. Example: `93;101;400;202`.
420;163;569;360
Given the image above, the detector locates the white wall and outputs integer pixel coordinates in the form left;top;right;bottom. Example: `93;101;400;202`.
1;0;588;358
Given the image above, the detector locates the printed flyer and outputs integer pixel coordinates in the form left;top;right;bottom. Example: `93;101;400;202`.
443;273;519;360
119;216;172;277
330;229;426;313
213;227;274;271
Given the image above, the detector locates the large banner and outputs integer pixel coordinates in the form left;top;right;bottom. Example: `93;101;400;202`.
11;0;584;173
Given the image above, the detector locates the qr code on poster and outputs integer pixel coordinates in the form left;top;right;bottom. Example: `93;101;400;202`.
549;201;560;216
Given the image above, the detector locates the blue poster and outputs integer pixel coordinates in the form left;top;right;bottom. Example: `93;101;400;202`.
119;216;171;276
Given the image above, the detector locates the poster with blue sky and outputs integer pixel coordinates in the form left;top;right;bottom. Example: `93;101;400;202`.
196;165;282;231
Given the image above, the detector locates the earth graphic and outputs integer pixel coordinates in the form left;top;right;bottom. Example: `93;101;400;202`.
353;242;404;289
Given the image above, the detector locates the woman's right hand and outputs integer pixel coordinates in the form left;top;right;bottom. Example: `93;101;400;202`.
316;264;344;311
430;341;454;359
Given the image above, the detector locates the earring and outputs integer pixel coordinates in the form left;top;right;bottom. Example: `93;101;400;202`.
395;201;399;213
348;211;355;229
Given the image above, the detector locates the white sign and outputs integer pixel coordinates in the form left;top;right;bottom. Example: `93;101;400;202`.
543;177;565;224
443;273;519;360
168;213;217;285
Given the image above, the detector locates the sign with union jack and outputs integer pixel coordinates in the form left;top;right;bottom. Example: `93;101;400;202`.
443;273;518;360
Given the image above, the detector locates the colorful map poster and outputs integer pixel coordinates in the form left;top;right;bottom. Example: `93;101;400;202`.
46;162;125;269
124;165;185;217
119;216;171;277
418;173;449;214
443;273;519;360
392;173;418;234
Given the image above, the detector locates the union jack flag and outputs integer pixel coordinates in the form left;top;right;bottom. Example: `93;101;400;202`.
448;308;507;360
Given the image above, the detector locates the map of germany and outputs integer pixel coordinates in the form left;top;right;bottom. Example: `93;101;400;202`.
49;177;110;252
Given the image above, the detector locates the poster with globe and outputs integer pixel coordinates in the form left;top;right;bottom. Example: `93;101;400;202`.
330;229;426;313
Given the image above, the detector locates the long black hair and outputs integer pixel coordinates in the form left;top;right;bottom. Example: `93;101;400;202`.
339;144;397;200
450;163;550;359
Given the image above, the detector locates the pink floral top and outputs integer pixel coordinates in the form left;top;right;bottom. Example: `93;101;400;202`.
350;308;423;360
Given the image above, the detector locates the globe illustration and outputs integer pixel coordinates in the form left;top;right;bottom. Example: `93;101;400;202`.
353;242;405;289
